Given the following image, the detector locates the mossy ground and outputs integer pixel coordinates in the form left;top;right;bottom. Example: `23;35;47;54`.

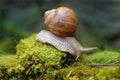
0;34;120;80
40;66;120;80
86;50;120;64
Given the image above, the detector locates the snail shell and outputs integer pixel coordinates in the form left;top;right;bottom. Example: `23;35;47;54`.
36;30;97;59
44;7;78;37
36;7;97;59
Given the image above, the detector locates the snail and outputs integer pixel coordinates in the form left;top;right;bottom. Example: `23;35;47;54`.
36;7;97;60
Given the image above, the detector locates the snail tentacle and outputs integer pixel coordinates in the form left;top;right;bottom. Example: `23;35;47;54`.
80;47;97;52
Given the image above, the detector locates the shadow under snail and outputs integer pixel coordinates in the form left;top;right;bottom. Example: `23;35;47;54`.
36;7;97;60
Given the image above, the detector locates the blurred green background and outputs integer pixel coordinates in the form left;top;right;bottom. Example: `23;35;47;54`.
0;0;120;55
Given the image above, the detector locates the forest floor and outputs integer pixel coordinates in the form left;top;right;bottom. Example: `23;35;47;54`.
0;34;120;80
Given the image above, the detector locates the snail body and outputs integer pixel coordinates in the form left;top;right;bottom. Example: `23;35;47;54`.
36;7;97;59
36;30;97;59
36;30;76;55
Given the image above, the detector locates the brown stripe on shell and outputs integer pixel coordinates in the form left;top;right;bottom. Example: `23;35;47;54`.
49;27;75;37
47;21;77;37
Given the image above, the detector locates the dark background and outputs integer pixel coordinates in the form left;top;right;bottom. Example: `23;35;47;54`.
0;0;120;54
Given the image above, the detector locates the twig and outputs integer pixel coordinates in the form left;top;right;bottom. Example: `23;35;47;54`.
87;63;120;67
111;60;120;64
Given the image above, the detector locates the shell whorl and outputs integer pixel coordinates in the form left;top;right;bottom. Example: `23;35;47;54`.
44;7;78;37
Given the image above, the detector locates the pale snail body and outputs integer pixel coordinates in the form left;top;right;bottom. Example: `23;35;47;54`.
36;30;97;59
36;7;97;59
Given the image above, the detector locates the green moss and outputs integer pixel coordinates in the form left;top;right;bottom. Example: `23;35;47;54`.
40;66;120;80
0;34;75;79
0;54;16;67
0;34;120;80
16;34;75;69
86;50;120;64
96;67;120;80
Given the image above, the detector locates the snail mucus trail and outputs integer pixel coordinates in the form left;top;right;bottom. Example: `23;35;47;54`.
36;7;97;60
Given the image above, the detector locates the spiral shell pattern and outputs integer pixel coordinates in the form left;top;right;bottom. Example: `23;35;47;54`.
44;7;78;37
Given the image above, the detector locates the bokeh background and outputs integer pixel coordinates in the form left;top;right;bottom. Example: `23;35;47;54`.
0;0;120;54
